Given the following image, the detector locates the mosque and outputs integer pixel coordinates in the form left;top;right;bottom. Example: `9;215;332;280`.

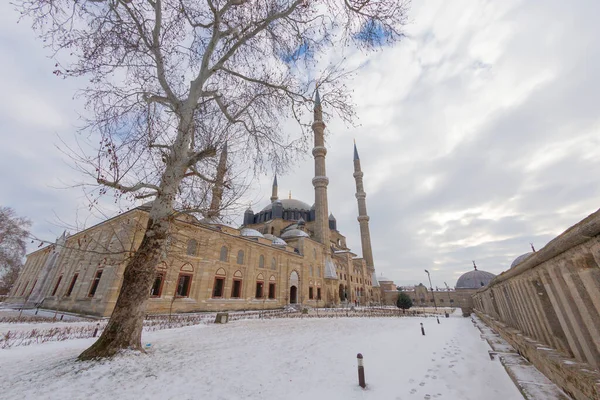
6;91;383;316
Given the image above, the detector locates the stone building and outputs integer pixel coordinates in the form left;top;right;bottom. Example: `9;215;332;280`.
380;264;496;316
7;91;381;316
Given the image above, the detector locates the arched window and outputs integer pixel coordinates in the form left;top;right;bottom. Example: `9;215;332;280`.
313;248;317;260
219;246;228;262
237;250;244;265
231;270;243;298
271;227;275;234
317;266;321;277
259;255;265;268
213;268;227;298
256;273;265;298
187;239;198;256
310;266;314;277
271;257;277;270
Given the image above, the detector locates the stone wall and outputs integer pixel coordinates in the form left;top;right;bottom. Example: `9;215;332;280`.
472;208;600;400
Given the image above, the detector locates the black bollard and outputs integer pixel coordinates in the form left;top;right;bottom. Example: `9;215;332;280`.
357;353;366;388
421;322;425;336
60;315;64;320
93;323;100;338
437;317;440;324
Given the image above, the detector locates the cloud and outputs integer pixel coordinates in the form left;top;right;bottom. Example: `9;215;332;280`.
1;0;599;290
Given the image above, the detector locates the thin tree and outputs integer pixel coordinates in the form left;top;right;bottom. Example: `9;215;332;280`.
0;207;31;296
15;0;410;359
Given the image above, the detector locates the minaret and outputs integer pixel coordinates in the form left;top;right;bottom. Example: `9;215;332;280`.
207;142;228;218
312;88;330;247
270;175;278;202
353;141;374;269
312;88;337;283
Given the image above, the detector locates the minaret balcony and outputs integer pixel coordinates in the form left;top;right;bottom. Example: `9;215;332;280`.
312;176;329;187
312;146;327;157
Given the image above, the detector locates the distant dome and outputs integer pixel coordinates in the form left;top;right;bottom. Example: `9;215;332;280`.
261;198;311;212
280;229;309;239
378;276;392;282
272;237;287;246
240;228;264;238
510;252;533;269
456;269;496;289
263;234;276;241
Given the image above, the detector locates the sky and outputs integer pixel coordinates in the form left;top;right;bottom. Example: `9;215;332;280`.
1;0;599;288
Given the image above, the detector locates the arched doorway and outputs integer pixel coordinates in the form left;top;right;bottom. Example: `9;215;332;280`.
290;286;298;303
289;271;299;304
339;284;345;302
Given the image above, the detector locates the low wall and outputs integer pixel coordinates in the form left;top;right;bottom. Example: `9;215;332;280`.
472;208;600;400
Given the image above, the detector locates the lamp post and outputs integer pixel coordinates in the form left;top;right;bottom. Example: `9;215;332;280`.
424;269;438;311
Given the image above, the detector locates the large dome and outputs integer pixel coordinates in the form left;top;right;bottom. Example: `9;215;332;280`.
510;252;533;269
456;269;496;289
261;198;311;212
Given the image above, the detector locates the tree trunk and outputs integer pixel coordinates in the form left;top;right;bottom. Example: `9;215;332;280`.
78;215;169;360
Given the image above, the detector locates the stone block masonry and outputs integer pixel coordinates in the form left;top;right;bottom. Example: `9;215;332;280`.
473;207;600;400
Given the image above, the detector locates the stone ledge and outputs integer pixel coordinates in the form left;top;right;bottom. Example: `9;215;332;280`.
473;314;570;399
476;312;599;400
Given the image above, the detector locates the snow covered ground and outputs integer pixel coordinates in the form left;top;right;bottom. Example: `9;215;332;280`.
0;315;524;400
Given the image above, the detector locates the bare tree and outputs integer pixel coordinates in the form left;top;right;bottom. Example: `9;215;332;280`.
14;0;409;359
0;207;31;295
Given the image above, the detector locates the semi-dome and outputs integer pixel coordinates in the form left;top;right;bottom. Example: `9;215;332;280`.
280;229;310;239
261;198;312;212
510;252;533;269
272;237;287;246
456;269;496;289
240;228;264;238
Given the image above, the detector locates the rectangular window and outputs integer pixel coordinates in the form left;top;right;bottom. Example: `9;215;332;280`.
150;273;164;297
317;288;322;300
65;274;78;297
51;276;63;296
176;274;192;297
450;299;454;303
231;279;242;298
28;279;37;296
268;283;276;299
309;287;314;300
88;270;103;297
213;277;225;298
20;281;29;296
255;281;264;298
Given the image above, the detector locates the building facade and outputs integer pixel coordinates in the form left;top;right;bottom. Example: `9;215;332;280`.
7;91;382;316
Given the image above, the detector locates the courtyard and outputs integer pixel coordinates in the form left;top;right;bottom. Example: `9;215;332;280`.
0;314;523;400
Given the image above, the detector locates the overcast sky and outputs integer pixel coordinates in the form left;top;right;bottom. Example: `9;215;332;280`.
1;0;599;288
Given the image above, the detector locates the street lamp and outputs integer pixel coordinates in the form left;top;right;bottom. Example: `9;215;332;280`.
424;269;438;311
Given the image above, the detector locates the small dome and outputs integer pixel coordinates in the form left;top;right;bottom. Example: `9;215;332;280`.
456;269;496;289
280;229;309;239
240;228;264;238
263;234;276;241
272;237;287;246
510;252;533;269
298;217;305;225
378;276;392;282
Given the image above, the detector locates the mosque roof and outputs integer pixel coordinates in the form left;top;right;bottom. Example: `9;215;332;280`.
510;252;533;269
280;229;310;239
456;268;496;289
240;228;264;238
261;198;312;212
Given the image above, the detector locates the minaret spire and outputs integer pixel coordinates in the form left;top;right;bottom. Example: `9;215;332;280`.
270;174;278;202
207;142;228;218
353;140;374;270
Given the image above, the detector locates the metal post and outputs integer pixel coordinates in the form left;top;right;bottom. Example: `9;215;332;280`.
357;353;366;388
420;322;425;336
437;317;440;324
93;322;100;337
